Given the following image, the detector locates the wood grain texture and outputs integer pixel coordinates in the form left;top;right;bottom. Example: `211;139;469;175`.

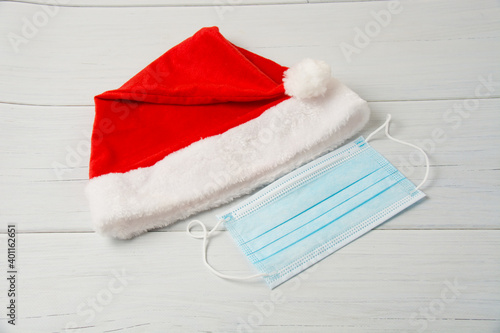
0;230;499;333
1;99;499;232
0;0;499;332
9;0;307;7
7;0;381;7
1;0;499;105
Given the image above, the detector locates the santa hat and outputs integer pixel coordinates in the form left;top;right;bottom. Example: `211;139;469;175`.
87;27;370;239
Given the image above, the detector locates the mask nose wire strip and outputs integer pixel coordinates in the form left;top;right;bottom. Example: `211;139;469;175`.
365;114;429;191
187;219;268;280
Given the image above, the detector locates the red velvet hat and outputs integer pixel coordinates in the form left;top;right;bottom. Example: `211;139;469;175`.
87;27;370;239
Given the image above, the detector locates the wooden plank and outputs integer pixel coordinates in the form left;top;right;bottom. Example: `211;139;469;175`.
0;230;498;332
7;0;391;5
6;0;403;7
0;1;498;332
1;98;499;232
1;0;499;105
9;0;307;7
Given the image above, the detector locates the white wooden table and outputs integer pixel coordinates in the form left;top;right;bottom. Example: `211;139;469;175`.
1;0;499;332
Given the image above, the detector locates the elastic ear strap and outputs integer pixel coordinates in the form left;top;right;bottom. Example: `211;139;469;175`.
365;114;429;191
187;219;267;280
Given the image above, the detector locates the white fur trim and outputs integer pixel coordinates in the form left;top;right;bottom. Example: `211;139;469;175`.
283;58;332;99
86;78;370;239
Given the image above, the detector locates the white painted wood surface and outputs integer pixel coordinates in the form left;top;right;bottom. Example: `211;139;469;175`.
1;0;499;332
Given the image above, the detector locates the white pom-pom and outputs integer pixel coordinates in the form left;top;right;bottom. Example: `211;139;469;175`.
283;58;332;99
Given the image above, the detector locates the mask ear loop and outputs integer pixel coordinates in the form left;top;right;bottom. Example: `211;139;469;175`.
365;114;429;191
187;219;268;280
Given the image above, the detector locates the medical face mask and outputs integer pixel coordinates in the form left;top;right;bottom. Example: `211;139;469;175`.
187;115;429;288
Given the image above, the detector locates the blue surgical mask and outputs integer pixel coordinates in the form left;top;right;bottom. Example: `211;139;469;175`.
187;115;429;288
